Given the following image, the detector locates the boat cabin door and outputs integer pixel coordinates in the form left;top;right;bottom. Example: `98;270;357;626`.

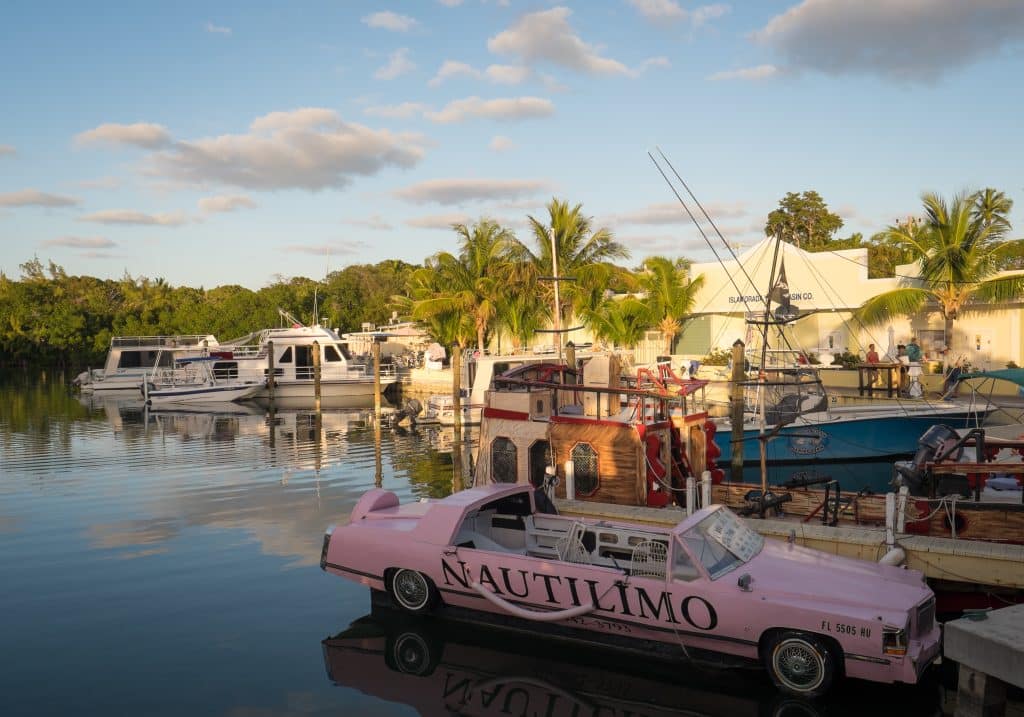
295;345;314;379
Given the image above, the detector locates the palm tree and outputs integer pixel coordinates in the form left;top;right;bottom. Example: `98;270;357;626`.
973;187;1013;233
583;296;651;350
855;190;1024;344
521;198;629;334
408;219;517;352
639;256;705;355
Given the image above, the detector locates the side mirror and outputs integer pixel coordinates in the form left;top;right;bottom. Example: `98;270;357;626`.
737;573;753;592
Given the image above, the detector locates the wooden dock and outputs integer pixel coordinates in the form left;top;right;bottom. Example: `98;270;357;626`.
555;499;1024;591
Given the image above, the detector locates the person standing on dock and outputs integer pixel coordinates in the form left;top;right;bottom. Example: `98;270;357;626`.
906;337;922;362
866;343;880;386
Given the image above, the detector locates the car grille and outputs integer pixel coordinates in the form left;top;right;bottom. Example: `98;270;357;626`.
916;598;935;636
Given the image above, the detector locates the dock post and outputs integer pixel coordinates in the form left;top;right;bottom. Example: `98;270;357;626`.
686;475;696;516
266;340;276;407
372;338;382;417
452;343;462;430
701;470;712;508
312;340;321;412
564;460;575;500
374;420;383;488
729;339;746;482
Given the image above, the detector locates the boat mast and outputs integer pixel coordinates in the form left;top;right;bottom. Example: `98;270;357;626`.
758;234;785;498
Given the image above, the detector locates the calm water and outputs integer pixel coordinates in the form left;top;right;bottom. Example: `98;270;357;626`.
1;372;945;716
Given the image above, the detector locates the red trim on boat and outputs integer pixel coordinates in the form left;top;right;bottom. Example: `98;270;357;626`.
482;407;530;421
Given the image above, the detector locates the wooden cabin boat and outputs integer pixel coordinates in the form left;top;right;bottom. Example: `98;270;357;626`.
73;334;220;394
473;355;719;508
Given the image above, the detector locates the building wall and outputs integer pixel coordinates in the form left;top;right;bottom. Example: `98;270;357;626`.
682;238;1024;369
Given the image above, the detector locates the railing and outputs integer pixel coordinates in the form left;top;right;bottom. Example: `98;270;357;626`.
111;335;215;348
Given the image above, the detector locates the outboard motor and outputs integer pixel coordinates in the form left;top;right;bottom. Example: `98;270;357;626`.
893;424;962;495
393;398;423;425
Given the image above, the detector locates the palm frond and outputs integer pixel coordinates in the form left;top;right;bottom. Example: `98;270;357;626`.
854;288;932;326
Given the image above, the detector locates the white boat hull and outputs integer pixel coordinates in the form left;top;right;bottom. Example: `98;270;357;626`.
253;377;398;400
147;382;262;405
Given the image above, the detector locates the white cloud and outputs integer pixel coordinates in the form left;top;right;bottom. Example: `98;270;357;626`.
627;1;730;29
707;64;779;81
0;144;14;157
362;11;418;32
344;214;393;231
363;102;429;119
250;108;337;132
145;108;424;191
41;236;116;249
438;0;463;6
405;212;472;229
606;201;747;226
198;194;256;213
395;178;549;205
75;122;172;149
374;48;416;80
486;64;530;84
691;4;730;28
80;209;188;226
286;241;365;256
629;0;687;21
488;7;631;76
0;189;80;207
752;0;1024;81
489;135;514;152
428;61;531;87
428;60;480;87
637;56;671;73
205;22;231;35
425;96;554;123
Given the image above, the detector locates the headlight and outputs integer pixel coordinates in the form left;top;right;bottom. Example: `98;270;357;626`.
882;624;908;656
320;525;335;571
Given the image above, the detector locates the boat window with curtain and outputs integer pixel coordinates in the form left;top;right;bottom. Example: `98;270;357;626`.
571;443;599;496
491;437;518;483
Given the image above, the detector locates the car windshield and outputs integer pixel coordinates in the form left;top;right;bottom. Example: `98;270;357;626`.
679;508;764;580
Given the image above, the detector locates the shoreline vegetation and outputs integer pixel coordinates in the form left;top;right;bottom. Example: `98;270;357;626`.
2;193;1020;370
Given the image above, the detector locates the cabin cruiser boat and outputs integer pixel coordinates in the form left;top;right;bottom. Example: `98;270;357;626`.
213;324;397;404
73;334;220;394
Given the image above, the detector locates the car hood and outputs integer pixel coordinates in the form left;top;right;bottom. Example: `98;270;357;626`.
738;540;930;620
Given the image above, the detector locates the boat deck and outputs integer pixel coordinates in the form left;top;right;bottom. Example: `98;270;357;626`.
554;499;1024;590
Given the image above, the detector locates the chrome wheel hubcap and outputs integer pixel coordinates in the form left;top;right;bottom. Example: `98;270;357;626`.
394;570;428;609
775;640;823;690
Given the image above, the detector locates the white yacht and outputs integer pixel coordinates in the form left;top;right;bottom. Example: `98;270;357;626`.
214;324;397;404
74;335;220;394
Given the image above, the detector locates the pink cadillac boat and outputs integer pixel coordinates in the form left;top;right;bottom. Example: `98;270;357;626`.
321;483;941;698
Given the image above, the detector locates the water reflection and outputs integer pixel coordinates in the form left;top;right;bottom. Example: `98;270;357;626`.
323;604;943;717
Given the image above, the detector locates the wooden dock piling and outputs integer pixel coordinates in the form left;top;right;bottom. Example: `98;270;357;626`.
452;343;462;430
729;339;745;482
266;340;275;406
372;338;382;417
312;340;321;412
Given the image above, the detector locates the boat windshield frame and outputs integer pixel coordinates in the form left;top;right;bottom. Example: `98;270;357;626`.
676;507;764;581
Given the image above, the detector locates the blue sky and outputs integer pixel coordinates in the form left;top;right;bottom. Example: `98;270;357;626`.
1;0;1022;289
